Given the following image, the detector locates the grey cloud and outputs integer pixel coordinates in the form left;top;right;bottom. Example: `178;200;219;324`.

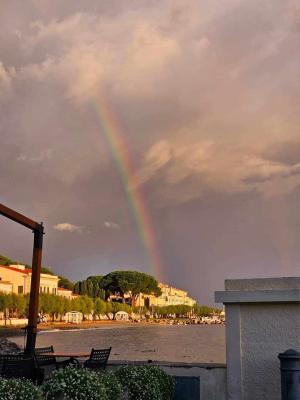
138;140;300;206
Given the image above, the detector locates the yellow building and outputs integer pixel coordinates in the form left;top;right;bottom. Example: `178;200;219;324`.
0;281;13;294
138;283;196;308
57;287;78;300
150;283;197;307
0;264;59;295
111;282;197;308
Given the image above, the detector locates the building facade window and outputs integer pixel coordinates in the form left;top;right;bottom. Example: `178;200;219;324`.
18;286;23;294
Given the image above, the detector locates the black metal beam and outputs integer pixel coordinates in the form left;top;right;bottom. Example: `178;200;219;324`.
0;203;39;231
25;224;44;353
0;203;44;354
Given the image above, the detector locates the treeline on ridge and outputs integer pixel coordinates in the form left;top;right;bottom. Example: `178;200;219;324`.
0;255;221;316
0;292;220;321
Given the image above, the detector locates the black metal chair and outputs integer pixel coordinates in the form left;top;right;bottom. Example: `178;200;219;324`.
1;355;44;384
84;347;111;371
34;346;75;370
0;353;23;372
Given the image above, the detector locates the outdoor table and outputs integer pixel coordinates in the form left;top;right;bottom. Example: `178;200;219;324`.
44;352;90;358
43;352;90;365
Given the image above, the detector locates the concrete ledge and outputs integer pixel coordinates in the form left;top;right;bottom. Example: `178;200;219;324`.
225;277;300;291
215;289;300;303
107;360;227;400
108;360;226;369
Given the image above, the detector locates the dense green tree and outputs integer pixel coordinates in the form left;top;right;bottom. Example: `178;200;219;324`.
87;276;105;298
0;294;11;320
100;271;161;305
10;293;26;317
153;305;192;317
72;295;94;320
60;297;71;320
194;304;222;316
0;293;27;319
39;294;55;316
40;266;55;275
58;276;74;291
104;301;113;319
111;302;132;319
0;295;6;312
0;254;14;266
39;294;73;321
70;296;82;312
74;280;87;296
132;305;148;315
94;298;106;319
73;276;105;299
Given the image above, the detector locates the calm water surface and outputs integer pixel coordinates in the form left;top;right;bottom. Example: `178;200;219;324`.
11;324;225;363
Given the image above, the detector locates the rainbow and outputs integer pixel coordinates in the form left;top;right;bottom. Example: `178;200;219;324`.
92;95;163;280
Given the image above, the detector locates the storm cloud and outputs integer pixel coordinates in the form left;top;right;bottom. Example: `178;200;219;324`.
1;0;300;303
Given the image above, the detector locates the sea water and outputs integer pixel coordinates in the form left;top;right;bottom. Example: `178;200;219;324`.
11;324;225;363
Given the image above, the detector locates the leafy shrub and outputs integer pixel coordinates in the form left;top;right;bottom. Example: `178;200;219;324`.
0;377;43;400
116;365;174;400
98;372;122;400
42;367;111;400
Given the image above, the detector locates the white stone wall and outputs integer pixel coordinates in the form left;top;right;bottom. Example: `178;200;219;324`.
241;303;300;400
216;277;300;400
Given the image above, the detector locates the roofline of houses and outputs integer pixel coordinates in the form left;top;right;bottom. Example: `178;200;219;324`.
0;264;57;279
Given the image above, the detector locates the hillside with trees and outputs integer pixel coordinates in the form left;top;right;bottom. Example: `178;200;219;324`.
0;256;222;319
100;270;162;305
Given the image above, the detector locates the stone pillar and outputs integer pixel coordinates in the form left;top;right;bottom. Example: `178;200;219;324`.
215;278;300;400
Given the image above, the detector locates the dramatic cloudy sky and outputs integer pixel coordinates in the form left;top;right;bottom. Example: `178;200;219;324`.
1;0;300;303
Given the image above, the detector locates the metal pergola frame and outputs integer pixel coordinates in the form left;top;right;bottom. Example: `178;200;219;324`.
0;203;44;354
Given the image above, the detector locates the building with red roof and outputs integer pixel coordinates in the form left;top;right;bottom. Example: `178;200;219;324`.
0;264;59;295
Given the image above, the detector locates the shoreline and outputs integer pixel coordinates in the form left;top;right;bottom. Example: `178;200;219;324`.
0;320;136;335
0;321;134;354
0;318;224;337
36;320;134;331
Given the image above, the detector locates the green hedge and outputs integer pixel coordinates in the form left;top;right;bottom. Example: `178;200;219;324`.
116;365;174;400
42;367;121;400
0;377;43;400
0;365;174;400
